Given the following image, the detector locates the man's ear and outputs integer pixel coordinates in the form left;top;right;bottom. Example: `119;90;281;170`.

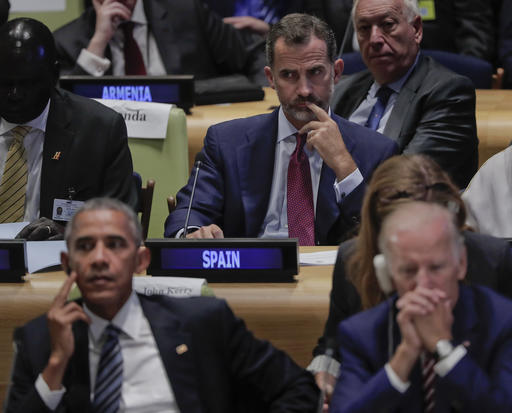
457;245;467;281
412;15;423;45
135;246;151;274
334;58;344;84
61;251;71;275
264;66;275;89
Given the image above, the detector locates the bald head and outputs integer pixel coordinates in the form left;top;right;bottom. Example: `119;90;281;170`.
0;18;58;124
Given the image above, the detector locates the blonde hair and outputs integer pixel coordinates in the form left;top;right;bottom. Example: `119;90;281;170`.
347;154;466;309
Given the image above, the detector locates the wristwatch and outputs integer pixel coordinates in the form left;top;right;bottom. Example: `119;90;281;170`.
435;339;454;360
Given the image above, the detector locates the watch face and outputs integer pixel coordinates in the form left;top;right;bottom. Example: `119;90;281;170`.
436;339;454;359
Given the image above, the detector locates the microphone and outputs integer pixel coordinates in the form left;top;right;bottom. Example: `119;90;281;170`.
316;339;336;413
181;153;204;238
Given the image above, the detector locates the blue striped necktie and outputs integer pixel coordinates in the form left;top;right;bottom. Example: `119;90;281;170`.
93;324;123;413
365;86;393;131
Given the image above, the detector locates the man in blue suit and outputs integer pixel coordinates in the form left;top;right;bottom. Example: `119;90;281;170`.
6;198;318;412
330;201;512;412
164;13;397;245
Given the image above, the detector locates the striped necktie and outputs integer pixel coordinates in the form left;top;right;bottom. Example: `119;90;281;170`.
0;125;31;223
93;324;123;413
422;352;436;413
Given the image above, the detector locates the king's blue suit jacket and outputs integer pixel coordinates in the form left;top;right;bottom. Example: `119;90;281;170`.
164;108;398;244
330;285;512;413
6;295;318;413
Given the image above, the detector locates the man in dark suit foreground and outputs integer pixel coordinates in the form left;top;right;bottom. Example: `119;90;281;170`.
330;201;512;412
331;0;478;189
0;18;136;240
164;13;397;245
6;198;318;412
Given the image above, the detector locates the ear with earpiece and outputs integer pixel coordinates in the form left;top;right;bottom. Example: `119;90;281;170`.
373;254;394;295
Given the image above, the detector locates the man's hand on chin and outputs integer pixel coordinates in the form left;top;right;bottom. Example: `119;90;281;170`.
15;217;64;240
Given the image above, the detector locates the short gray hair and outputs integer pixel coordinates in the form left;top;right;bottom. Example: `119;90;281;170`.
64;197;142;247
352;0;420;25
266;13;337;67
378;201;464;265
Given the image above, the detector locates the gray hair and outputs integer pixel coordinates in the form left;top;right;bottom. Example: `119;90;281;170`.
64;197;142;247
378;201;464;266
352;0;420;25
266;13;337;67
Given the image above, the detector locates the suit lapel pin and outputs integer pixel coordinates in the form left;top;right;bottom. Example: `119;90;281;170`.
52;152;62;160
176;344;188;355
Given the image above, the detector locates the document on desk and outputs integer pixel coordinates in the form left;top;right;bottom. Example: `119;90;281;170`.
300;250;338;266
26;241;67;273
0;222;29;239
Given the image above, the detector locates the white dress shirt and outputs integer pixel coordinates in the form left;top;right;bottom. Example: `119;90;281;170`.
0;101;50;222
36;292;179;412
77;0;166;76
258;107;363;239
348;53;420;134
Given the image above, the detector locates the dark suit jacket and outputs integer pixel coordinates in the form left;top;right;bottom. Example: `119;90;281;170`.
164;109;398;244
330;285;512;412
313;230;512;360
500;0;512;88
40;88;137;217
53;0;253;79
332;54;479;189
6;294;318;413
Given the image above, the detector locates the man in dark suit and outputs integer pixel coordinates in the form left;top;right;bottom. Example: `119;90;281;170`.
500;0;512;88
330;201;512;412
331;0;478;189
53;0;256;80
164;13;397;245
5;197;319;413
0;18;136;240
0;0;9;26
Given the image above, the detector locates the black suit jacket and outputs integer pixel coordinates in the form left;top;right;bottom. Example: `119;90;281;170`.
332;54;478;189
313;230;512;360
40;88;137;216
500;0;512;88
53;0;253;80
6;294;318;413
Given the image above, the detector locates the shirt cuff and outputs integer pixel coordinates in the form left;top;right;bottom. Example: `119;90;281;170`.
35;374;66;411
334;168;363;203
307;354;340;377
77;48;111;76
384;363;410;393
434;345;467;377
174;226;200;238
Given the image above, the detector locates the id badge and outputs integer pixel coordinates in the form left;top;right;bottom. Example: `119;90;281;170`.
52;199;84;221
418;0;436;21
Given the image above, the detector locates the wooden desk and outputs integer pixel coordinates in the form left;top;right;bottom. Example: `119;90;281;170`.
186;88;512;170
0;246;334;407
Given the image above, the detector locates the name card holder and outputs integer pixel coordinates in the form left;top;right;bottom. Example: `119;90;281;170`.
145;238;298;283
0;240;26;283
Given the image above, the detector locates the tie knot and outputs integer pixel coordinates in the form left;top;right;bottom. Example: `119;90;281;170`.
295;133;307;153
104;324;122;340
11;126;31;143
376;86;393;104
121;21;135;36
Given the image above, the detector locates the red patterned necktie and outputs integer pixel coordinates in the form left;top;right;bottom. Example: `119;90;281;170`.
121;22;147;75
422;352;436;413
287;133;315;246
